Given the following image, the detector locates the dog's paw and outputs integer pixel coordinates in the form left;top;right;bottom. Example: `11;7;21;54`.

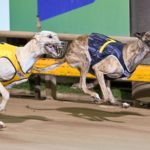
94;93;101;101
0;104;5;111
122;102;130;108
92;94;103;104
0;121;6;129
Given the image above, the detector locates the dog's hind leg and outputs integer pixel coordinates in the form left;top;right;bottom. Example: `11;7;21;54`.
0;82;10;111
106;83;130;107
92;56;130;107
106;82;129;107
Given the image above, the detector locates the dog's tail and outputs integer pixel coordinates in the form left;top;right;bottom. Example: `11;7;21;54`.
33;58;65;73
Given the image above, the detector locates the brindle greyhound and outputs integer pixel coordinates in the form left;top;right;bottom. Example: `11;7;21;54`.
38;31;150;108
0;31;61;113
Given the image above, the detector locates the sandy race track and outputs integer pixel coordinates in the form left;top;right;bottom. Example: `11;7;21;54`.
0;97;150;150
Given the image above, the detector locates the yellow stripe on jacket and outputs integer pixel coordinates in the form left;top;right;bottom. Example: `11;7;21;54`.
99;39;116;53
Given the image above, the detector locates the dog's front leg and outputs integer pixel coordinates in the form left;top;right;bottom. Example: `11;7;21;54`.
0;82;10;111
80;63;101;102
106;80;116;103
93;69;109;102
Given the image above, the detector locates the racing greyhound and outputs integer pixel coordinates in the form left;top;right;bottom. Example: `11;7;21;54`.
41;31;150;107
0;31;61;112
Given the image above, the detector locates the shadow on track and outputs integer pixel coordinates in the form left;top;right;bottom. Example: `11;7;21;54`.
0;113;51;123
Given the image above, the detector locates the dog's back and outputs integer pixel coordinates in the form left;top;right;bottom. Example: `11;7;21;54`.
65;35;90;66
67;34;88;53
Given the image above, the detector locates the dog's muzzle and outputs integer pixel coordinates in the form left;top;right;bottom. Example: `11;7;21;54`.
55;41;68;58
44;43;57;56
44;41;68;59
44;42;64;58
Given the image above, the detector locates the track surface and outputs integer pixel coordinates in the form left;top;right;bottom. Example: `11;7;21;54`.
0;98;150;150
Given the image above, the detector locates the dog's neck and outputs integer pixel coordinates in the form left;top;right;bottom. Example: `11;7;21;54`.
123;39;149;72
16;39;44;73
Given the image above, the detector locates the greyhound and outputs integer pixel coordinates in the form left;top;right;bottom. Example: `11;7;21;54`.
0;31;61;128
0;31;61;112
40;31;150;107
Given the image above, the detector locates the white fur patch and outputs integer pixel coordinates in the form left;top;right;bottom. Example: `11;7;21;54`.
0;121;6;128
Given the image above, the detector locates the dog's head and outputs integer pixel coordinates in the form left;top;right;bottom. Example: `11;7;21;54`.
134;31;150;47
33;31;62;58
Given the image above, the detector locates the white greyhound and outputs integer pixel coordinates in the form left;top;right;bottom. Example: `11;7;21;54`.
0;31;61;112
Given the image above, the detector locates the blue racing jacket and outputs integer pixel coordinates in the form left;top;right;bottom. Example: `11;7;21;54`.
88;33;133;78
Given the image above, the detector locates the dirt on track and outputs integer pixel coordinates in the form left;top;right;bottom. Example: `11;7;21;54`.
0;97;150;150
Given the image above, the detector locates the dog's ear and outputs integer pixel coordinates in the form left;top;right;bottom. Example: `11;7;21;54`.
32;32;41;41
134;32;146;39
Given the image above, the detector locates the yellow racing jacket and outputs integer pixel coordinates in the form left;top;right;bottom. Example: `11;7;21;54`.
0;43;31;86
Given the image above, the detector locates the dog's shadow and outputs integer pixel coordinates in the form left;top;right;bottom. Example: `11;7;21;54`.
57;107;144;122
0;113;51;123
26;105;144;123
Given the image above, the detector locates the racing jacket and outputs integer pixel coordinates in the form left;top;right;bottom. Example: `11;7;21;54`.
0;43;31;86
88;33;133;78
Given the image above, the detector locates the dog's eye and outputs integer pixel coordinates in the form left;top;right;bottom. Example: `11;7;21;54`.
48;35;53;38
